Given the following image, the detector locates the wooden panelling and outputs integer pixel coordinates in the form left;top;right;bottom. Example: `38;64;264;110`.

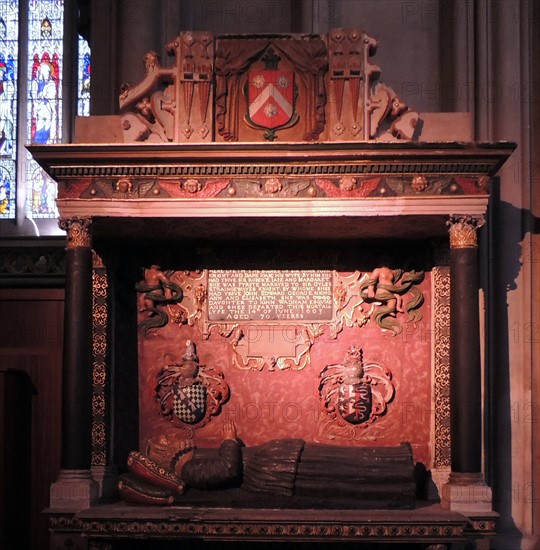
0;289;64;550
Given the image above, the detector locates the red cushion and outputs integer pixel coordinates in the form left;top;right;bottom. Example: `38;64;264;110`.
118;473;175;506
127;451;185;494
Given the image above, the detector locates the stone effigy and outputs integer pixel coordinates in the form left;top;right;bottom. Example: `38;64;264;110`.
119;420;417;509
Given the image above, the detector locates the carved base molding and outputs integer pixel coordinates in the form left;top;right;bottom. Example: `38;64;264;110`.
441;478;494;514
44;502;499;545
50;469;100;510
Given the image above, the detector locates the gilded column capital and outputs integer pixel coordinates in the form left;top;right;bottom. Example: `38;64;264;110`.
59;217;93;249
447;215;485;249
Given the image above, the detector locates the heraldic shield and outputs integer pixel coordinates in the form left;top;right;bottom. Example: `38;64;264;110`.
155;340;230;429
245;57;299;140
338;381;373;425
248;70;295;129
319;346;395;428
173;382;206;424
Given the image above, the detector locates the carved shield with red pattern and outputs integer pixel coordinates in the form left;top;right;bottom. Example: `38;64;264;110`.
247;70;295;129
338;382;372;425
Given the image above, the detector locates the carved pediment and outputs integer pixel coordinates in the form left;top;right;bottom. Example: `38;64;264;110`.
119;29;419;143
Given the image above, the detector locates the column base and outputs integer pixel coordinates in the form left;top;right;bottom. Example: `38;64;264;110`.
50;469;99;510
91;464;118;499
441;472;493;513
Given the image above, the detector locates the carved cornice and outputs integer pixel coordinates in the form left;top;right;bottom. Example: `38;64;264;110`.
59;217;93;248
28;142;515;179
447;216;485;249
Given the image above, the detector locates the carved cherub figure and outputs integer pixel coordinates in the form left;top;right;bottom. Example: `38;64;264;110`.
138;265;173;313
359;261;425;335
365;264;404;316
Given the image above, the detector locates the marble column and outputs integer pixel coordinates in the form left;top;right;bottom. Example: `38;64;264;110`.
50;217;99;510
442;215;492;513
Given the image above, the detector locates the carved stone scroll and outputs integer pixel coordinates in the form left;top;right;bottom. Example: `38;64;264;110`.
119;31;214;142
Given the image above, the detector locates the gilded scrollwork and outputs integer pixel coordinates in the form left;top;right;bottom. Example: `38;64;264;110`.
433;266;451;468
91;257;109;467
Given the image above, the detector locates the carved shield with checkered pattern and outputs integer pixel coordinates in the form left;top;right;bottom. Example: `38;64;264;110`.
173;382;207;424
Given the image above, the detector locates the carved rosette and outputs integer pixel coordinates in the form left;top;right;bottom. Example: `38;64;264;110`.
447;215;485;249
59;217;92;248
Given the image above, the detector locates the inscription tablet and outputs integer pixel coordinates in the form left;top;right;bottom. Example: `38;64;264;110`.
207;270;333;321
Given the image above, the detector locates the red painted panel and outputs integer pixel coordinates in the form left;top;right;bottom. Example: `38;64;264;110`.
139;274;432;467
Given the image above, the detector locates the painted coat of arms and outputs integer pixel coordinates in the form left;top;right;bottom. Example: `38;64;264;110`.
244;48;299;140
155;340;229;428
318;346;394;427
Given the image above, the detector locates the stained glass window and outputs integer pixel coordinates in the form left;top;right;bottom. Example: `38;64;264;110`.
0;1;18;219
78;35;90;116
25;0;64;218
0;1;90;224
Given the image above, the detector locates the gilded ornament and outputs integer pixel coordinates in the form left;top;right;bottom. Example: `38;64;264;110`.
115;177;132;193
477;175;490;191
92;251;105;269
339;176;356;191
411;175;428;192
447;215;485;249
182;179;202;193
59;217;92;248
433;267;451;468
264;178;282;194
